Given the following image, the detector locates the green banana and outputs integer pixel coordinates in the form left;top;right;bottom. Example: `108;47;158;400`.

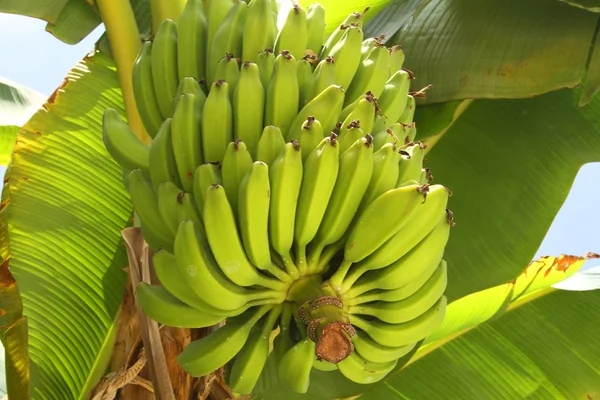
229;305;282;394
372;123;406;151
352;185;449;277
347;260;447;306
202;79;233;162
352;330;416;363
177;0;208;82
378;70;411;129
305;3;326;54
321;10;365;58
388;45;406;75
238;161;290;282
178;304;272;376
398;95;416;125
174;220;281;311
102;109;149;171
274;5;308;60
176;192;203;227
269;141;303;276
344;46;390;106
350;296;447;348
360;36;384;61
256;48;276;89
212;54;241;100
192;162;222;214
305;56;336;106
208;0;247;84
357;143;400;213
172;76;207;114
312;136;374;266
206;0;236;66
151;19;179;118
221;140;253;215
298;117;324;163
256;125;286;166
131;42;163;137
337;351;397;384
297;57;314;107
325;24;363;90
344;220;451;297
157;180;183;236
287;84;345;141
294;135;340;271
242;0;276;63
347;255;448;324
397;142;426;187
336;122;364;156
265;51;299;134
136;283;225;328
278;339;316;394
203;184;288;290
128;169;173;249
171;93;203;192
233;62;265;158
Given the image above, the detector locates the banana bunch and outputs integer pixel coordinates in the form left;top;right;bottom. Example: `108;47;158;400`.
101;0;454;395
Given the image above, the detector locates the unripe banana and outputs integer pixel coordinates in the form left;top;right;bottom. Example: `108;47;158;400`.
265;51;299;134
298;117;324;163
256;48;276;89
274;5;308;60
157;180;184;236
297;57;314;107
256;125;286;166
151;19;179;118
136;283;224;328
192;161;222;214
132;42;163;137
242;0;276;63
278;339;315;394
321;10;365;58
212;54;240;100
378;70;411;128
325;25;363;90
269;141;303;276
360;36;384;61
305;56;336;106
208;1;247;84
171;93;203;193
178;304;272;376
206;0;236;64
102;109;149;172
357;143;400;212
339;94;376;137
388;45;406;75
398;95;416;125
202;80;233;162
295;135;340;270
128;169;173;251
305;3;326;54
177;0;208;82
221;140;253;216
203;184;287;290
172;76;207;113
352;330;416;363
148;119;181;192
337;122;364;157
397;142;426;187
233;62;265;158
372;112;386;134
372;123;406;151
337;351;397;384
229;305;282;394
344;46;390;106
287;84;345;141
350;296;447;348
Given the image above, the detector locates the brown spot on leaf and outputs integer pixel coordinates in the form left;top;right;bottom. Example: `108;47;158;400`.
47;78;70;105
20;176;29;181
0;259;16;288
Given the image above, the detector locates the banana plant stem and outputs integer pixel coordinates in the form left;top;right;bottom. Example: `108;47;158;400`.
150;0;186;33
96;0;151;144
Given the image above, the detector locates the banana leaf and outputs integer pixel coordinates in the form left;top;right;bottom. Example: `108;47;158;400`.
0;52;131;399
560;0;600;11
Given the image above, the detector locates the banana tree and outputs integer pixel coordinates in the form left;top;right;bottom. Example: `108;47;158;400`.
1;0;600;399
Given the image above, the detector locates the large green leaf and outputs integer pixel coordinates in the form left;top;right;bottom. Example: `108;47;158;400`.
418;87;600;301
0;0;102;44
1;51;131;399
361;286;600;398
385;0;598;104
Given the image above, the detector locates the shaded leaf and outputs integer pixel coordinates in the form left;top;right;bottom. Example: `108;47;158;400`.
388;0;598;104
0;0;101;44
2;51;132;399
419;88;600;302
580;26;600;105
3;317;28;400
363;0;429;40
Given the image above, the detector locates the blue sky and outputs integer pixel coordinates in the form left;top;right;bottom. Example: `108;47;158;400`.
0;12;599;269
